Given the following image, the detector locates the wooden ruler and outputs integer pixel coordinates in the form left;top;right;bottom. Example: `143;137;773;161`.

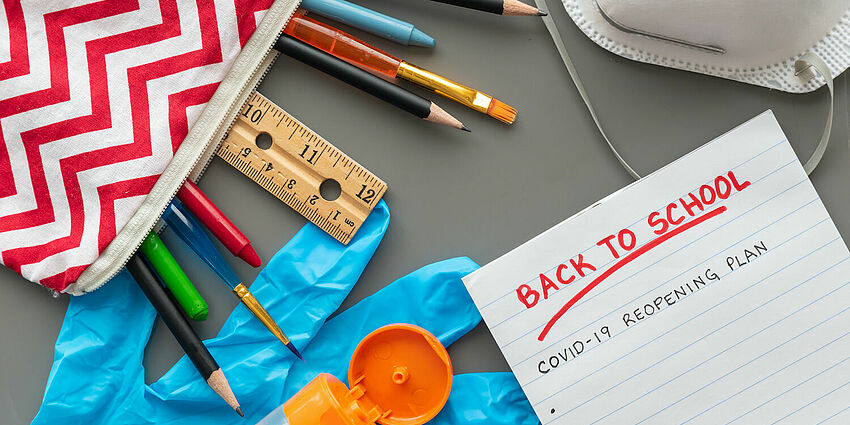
217;91;386;245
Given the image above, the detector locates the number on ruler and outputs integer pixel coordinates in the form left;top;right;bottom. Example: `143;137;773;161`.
242;103;263;123
299;144;318;164
356;184;376;203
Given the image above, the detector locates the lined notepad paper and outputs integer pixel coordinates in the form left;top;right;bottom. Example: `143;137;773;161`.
463;111;850;424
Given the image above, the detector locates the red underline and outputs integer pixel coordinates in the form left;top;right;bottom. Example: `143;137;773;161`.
538;205;728;341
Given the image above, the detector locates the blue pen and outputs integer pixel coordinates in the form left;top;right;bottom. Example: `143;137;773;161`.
301;0;435;47
162;200;303;360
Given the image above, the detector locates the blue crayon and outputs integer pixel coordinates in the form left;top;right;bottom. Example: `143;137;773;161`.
300;0;435;47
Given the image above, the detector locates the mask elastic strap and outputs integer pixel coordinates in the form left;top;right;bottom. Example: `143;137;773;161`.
795;52;833;175
535;0;640;179
536;0;835;179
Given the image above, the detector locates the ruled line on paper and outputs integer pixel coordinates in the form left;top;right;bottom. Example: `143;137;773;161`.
814;400;850;424
720;356;850;424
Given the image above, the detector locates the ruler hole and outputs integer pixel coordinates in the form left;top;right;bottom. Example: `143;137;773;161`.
320;179;341;201
255;132;273;150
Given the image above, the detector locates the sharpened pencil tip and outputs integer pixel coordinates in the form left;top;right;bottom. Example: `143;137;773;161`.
461;125;471;132
236;407;244;417
538;10;548;16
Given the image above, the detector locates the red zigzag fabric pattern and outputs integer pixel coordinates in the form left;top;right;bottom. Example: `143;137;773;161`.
0;0;274;292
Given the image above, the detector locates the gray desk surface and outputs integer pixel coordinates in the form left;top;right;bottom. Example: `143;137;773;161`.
3;0;849;423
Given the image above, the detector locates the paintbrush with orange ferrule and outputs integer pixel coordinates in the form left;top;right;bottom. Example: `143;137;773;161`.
284;10;518;124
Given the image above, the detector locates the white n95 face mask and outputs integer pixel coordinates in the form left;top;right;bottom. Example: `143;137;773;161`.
535;0;850;178
568;0;850;92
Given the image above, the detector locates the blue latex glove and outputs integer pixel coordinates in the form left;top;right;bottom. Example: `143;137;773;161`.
33;201;537;425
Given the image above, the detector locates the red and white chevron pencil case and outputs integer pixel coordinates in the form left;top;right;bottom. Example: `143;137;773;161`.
0;0;299;295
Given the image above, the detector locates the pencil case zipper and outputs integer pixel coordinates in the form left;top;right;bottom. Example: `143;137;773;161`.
66;0;303;295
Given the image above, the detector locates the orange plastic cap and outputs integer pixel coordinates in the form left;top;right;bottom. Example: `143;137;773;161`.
282;324;452;425
348;324;452;425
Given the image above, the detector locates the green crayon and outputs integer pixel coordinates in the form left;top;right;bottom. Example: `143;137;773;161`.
139;231;209;321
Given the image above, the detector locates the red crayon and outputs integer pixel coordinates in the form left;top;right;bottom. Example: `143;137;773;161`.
176;180;261;267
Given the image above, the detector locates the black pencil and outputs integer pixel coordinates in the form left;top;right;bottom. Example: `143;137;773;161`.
274;35;468;131
126;253;243;417
429;0;546;16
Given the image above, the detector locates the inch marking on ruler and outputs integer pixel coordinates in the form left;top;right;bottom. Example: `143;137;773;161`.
216;91;387;245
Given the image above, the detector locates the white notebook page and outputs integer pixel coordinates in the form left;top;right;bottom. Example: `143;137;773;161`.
463;111;850;424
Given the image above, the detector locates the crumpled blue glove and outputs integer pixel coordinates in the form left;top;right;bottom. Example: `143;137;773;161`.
33;201;537;425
